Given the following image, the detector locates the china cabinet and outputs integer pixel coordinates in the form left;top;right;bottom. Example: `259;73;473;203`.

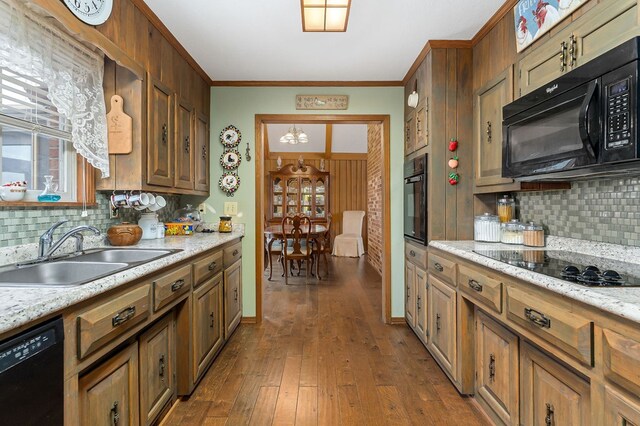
268;163;330;223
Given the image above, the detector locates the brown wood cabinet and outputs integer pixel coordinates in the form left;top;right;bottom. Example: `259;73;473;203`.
139;314;175;425
405;260;416;328
428;275;457;381
415;266;428;341
476;311;519;426
147;75;174;188
79;342;140;426
268;163;329;223
405;111;416;155
174;97;195;190
604;385;640;426
521;342;590;426
194;111;210;193
415;100;429;150
192;273;224;382
224;259;242;339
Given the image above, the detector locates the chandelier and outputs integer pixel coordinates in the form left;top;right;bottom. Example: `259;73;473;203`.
279;125;309;145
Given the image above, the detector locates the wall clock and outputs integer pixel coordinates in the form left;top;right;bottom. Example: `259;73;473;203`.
62;0;113;25
220;149;241;170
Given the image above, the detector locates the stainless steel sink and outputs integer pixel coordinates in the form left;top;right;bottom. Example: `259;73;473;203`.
0;261;128;287
73;248;176;264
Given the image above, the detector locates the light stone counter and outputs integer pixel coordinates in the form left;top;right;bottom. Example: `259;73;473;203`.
0;230;244;336
429;236;640;324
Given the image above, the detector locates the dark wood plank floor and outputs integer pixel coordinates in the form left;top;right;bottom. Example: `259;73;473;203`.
163;257;490;425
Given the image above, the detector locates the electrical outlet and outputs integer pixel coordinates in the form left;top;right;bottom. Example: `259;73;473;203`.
224;202;238;216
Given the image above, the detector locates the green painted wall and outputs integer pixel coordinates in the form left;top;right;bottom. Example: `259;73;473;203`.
201;86;405;318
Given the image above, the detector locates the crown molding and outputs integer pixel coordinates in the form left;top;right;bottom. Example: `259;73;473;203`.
211;80;404;87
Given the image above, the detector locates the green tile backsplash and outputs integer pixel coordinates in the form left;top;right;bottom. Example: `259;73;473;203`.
517;177;640;247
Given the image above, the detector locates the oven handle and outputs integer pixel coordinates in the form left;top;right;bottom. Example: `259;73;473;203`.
578;80;598;159
405;175;423;184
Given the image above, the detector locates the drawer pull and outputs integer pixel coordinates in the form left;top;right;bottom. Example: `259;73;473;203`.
210;312;215;328
111;401;120;426
234;288;239;302
159;354;165;379
434;262;443;272
489;354;496;381
232;249;239;256
417;295;421;311
171;279;185;292
208;261;217;271
524;307;551;329
410;250;416;257
545;403;554;426
436;313;441;332
112;306;136;327
468;279;483;292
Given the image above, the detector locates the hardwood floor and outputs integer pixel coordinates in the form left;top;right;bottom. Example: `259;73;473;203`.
163;257;490;425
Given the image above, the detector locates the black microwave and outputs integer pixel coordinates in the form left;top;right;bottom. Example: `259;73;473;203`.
502;37;640;181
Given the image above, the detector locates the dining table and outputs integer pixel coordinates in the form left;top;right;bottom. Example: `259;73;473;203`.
264;223;328;280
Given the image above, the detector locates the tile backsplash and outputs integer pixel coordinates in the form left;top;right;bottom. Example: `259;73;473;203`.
517;177;640;247
0;193;180;247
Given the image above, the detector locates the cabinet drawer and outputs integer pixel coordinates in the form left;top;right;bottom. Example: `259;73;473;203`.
153;264;191;312
223;242;242;268
458;264;502;314
193;250;223;286
428;252;456;285
506;286;593;366
603;328;640;395
405;243;427;269
78;285;150;359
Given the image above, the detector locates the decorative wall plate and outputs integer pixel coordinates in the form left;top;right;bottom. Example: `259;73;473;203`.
220;125;241;148
219;171;240;196
220;149;242;170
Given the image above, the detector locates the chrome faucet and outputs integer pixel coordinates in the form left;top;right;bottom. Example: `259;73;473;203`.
38;220;69;258
37;221;100;260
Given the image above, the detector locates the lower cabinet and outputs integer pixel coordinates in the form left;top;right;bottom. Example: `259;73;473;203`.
192;273;224;382
224;259;242;339
139;314;175;425
79;342;140;426
415;266;428;341
405;261;416;327
476;311;519;426
604;385;640;426
428;275;457;381
521;342;590;426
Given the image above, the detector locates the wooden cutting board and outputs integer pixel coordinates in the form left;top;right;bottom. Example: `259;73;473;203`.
107;95;133;154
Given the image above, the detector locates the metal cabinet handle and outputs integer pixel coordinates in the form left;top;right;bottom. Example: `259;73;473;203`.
569;34;577;67
232;249;239;256
202;144;207;160
417;295;421;311
486;121;492;144
489;354;496;382
159;354;165;379
209;312;215;328
406;286;411;301
208;261;217;271
162;124;168;144
436;313;441;332
560;41;567;72
185;136;190;153
111;401;120;426
468;279;483;293
112;306;136;327
410;250;416;257
234;288;238;302
171;279;185;292
524;307;551;328
424;98;429;138
545;403;554;426
434;262;443;272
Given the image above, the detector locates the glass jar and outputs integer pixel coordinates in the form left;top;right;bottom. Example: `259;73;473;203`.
218;216;233;233
497;194;515;223
500;219;524;245
523;222;545;247
138;212;159;240
474;213;501;242
37;175;61;202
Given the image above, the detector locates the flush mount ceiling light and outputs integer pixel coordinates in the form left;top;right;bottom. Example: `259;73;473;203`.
301;0;351;32
279;125;309;145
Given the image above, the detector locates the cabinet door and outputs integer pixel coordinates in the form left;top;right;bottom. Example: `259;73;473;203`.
415;265;428;342
139;314;175;425
521;343;590;426
79;342;139;426
194;111;209;193
476;311;519;426
475;66;514;188
405;112;416;156
428;275;457;380
604;385;640;426
415;100;429;150
517;25;573;97
193;274;224;381
174;97;195;190
224;259;242;339
572;0;638;69
147;75;174;187
405;261;416;327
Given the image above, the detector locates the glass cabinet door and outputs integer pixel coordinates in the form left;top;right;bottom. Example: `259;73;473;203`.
300;178;313;217
286;178;299;216
314;178;326;219
272;177;283;218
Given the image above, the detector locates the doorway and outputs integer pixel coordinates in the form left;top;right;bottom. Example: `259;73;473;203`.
254;114;392;323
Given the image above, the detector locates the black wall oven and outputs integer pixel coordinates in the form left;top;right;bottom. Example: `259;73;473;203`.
404;154;427;245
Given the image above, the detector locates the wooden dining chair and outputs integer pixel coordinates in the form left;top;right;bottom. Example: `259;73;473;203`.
281;214;313;284
264;218;284;281
312;213;332;279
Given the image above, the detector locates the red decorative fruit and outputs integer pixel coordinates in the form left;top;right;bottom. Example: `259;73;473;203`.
448;139;458;152
448;172;459;185
448;156;459;169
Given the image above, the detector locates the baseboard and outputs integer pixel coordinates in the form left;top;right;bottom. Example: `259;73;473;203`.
241;316;257;324
390;317;407;325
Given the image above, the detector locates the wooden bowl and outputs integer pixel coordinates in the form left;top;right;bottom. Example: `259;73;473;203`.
107;223;143;246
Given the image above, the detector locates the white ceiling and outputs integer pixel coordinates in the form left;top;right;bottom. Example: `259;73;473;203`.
267;124;368;153
143;0;505;82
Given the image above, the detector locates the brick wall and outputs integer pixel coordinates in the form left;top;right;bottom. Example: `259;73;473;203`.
367;124;383;276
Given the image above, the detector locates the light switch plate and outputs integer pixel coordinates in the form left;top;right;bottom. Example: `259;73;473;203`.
224;202;238;216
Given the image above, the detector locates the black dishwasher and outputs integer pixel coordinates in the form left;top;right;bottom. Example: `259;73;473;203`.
0;317;64;425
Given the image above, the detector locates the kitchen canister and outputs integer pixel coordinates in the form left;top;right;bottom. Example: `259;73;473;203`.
501;219;524;245
156;221;165;239
138;212;158;240
497;194;515;223
474;213;501;242
523;222;545;247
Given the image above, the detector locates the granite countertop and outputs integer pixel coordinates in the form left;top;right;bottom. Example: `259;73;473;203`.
429;237;640;324
0;230;244;336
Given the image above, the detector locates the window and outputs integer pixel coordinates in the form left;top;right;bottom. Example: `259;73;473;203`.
0;68;77;201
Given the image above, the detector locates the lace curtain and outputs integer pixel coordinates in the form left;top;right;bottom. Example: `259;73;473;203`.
0;0;110;177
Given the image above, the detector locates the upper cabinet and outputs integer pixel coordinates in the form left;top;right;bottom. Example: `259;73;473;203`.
147;75;174;188
174;97;196;190
194;112;210;193
518;0;639;97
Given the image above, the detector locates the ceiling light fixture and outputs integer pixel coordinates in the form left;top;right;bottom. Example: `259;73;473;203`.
279;125;309;145
301;0;351;32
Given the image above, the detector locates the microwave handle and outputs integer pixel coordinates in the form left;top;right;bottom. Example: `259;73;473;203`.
579;80;598;159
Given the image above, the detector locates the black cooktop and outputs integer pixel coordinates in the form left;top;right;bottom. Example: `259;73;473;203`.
473;249;640;288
